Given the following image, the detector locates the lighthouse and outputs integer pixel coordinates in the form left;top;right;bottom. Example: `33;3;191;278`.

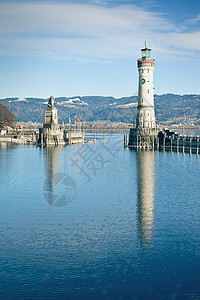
129;43;158;149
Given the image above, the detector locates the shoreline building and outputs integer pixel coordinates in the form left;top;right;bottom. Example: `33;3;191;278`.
129;43;158;149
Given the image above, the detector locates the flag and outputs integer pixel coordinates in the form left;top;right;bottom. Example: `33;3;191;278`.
77;118;82;123
184;114;186;122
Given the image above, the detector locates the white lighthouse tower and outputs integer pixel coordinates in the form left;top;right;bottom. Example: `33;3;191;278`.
129;42;158;149
137;42;156;131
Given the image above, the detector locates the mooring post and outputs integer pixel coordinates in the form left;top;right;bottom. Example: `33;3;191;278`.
163;136;165;151
103;132;106;144
69;133;72;145
190;137;192;154
181;137;183;152
41;133;43;147
124;134;127;147
156;137;159;150
82;133;85;145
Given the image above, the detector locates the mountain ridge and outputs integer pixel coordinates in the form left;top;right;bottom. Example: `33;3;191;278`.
0;94;200;126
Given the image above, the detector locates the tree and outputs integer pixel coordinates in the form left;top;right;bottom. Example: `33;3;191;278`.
0;103;15;128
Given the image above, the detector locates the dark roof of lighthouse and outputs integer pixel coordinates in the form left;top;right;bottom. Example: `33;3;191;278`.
141;47;151;51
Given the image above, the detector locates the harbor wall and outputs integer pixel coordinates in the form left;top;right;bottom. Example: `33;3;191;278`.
128;129;200;154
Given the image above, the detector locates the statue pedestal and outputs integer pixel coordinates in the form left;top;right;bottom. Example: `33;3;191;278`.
44;106;58;126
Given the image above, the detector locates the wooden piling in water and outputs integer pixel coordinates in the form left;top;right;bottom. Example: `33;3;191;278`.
103;132;106;144
41;133;43;147
177;138;179;152
124;134;127;147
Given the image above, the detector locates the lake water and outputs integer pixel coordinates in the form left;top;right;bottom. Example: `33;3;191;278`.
0;133;200;300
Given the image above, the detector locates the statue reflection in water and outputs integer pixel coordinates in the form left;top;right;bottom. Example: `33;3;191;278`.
42;146;77;207
43;146;60;206
136;150;155;250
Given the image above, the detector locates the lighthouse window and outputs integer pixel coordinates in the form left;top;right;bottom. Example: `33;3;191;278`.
148;89;149;93
142;69;144;73
147;69;149;73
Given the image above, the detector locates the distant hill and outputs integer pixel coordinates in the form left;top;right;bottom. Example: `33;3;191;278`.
0;94;200;125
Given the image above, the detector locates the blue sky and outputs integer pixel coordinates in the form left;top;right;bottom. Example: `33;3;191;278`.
0;0;200;98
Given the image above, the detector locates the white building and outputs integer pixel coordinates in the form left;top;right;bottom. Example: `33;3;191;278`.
0;127;8;135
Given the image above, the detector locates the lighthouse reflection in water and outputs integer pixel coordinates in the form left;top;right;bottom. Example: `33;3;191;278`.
136;150;155;249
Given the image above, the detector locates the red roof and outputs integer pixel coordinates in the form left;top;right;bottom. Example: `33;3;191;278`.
16;124;23;129
1;127;7;130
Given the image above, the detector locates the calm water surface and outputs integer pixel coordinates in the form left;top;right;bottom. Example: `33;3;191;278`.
0;133;200;300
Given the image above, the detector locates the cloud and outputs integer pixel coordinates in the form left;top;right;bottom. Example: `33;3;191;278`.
0;2;171;34
167;32;200;51
188;14;200;23
0;1;199;63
